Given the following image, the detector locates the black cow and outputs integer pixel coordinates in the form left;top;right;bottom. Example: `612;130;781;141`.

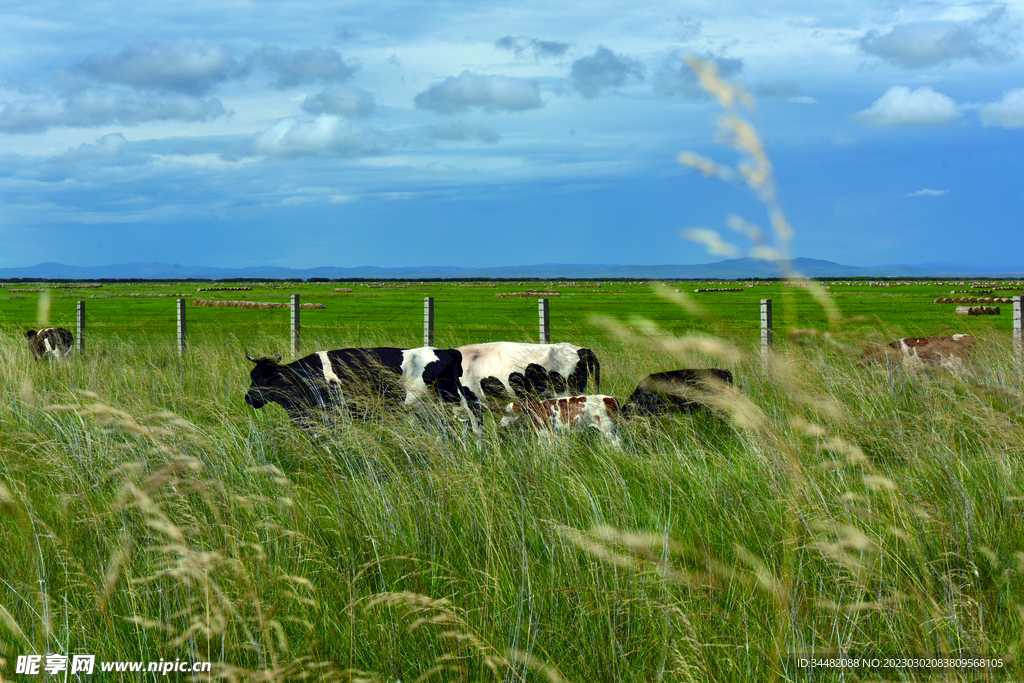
621;369;734;416
245;347;480;433
26;328;74;360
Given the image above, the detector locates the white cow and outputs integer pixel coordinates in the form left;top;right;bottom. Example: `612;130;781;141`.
457;341;600;410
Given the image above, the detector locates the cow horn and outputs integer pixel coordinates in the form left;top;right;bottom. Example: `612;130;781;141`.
245;350;256;362
275;352;282;362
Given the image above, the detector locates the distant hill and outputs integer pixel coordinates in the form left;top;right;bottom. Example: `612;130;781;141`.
0;258;1021;280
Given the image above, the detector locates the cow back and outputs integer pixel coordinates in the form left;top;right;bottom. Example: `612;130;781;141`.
623;368;734;416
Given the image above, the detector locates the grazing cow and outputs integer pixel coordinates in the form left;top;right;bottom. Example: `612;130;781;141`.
499;395;621;448
861;334;975;369
457;342;600;409
621;369;734;416
245;347;480;433
26;328;74;360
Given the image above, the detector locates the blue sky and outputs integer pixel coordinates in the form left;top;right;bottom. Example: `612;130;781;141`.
1;0;1022;270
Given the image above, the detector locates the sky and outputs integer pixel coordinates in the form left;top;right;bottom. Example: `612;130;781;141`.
1;0;1022;271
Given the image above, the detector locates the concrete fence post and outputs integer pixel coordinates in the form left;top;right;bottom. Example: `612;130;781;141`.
76;301;85;353
1014;295;1023;360
291;294;300;357
176;299;187;355
424;296;434;347
760;298;773;357
539;298;550;343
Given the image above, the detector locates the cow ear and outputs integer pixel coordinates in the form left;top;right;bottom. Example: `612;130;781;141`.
26;330;37;339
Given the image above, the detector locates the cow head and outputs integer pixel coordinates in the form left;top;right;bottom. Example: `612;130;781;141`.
245;352;303;411
497;402;522;428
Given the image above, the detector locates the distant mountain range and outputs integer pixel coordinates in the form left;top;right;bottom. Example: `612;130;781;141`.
1;258;1022;280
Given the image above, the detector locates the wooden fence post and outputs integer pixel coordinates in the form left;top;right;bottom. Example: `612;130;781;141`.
760;298;773;357
291;294;301;357
1014;295;1023;360
176;299;187;355
538;298;550;343
424;297;434;347
76;301;85;353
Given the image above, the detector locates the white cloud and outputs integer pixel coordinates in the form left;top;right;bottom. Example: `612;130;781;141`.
0;88;226;133
654;52;741;98
301;86;376;117
422;121;500;144
858;6;1018;68
77;40;237;95
250;117;395;157
852;86;962;127
495;36;570;60
979;88;1024;128
905;189;948;197
414;71;543;114
241;46;359;90
752;80;801;98
571;46;644;99
55;133;128;162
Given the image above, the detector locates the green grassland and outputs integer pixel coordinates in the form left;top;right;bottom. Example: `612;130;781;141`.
1;279;1023;682
1;278;1021;357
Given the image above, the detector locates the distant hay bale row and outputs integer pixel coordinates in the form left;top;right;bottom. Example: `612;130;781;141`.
934;296;1014;304
85;293;187;298
694;288;744;293
191;299;326;309
7;288;43;292
956;306;1000;315
333;288;353;292
951;290;990;294
197;286;252;292
496;291;561;298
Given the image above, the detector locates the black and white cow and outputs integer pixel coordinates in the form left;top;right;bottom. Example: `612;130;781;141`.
456;341;600;409
245;347;479;432
621;369;734;416
26;328;74;360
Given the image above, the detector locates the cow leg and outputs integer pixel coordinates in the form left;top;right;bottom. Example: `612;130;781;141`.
525;363;550;397
508;372;530;401
566;361;588;394
568;348;599;393
548;371;567;394
480;376;511;404
456;387;483;443
593;416;622;450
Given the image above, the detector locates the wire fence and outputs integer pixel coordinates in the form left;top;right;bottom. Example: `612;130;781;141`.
3;282;1023;361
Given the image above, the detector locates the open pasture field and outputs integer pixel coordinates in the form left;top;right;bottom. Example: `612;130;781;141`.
2;278;1024;682
2;278;1022;356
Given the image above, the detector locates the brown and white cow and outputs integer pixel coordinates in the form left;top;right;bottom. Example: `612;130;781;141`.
26;328;74;360
498;394;621;448
862;334;975;369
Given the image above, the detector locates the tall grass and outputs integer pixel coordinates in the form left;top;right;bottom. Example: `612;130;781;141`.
1;322;1021;681
2;60;1023;682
